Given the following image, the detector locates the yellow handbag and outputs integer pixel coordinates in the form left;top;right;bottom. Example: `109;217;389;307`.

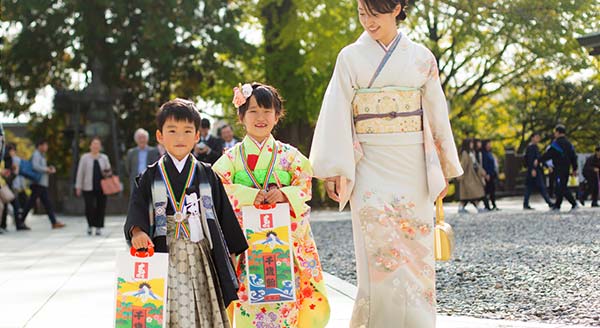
434;197;454;261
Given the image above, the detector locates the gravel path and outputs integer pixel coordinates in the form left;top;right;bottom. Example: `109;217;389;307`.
310;208;600;326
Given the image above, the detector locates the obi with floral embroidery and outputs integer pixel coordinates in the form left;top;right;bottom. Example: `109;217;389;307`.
353;87;423;134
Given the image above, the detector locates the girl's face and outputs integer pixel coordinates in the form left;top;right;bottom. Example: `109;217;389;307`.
90;139;102;153
240;96;279;142
358;1;401;44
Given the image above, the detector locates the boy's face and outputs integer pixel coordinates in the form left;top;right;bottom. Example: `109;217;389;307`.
156;117;200;160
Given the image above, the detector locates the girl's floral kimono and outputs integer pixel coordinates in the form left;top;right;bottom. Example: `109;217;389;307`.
214;135;330;328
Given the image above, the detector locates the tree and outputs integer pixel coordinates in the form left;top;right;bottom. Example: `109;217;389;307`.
498;74;600;153
409;0;600;124
1;0;254;148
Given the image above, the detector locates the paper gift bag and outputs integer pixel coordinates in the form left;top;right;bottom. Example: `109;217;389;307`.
114;247;169;328
242;203;296;304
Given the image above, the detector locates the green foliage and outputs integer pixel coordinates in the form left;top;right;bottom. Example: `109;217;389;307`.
2;0;599;175
1;0;254;148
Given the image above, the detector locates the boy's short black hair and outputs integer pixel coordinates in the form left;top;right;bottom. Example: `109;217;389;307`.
595;145;600;152
201;118;211;129
554;124;566;134
35;139;48;147
156;98;201;132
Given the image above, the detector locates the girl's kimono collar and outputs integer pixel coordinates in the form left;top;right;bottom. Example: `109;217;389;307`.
242;134;275;153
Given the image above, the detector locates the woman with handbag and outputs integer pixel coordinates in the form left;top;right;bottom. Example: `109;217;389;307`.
75;137;112;235
457;138;486;213
309;1;463;326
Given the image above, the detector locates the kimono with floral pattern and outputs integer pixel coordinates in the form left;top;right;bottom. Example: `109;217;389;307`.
310;30;463;328
214;135;330;328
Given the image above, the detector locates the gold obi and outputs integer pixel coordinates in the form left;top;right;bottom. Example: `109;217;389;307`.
352;87;423;134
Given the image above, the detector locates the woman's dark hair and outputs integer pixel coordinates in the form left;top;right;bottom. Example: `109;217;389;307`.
35;139;48;147
461;138;474;153
361;0;408;22
237;83;285;119
156;98;201;132
90;136;102;144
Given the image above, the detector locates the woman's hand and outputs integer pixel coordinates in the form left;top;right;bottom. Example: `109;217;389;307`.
325;176;341;202
265;188;287;204
75;188;81;197
131;227;154;250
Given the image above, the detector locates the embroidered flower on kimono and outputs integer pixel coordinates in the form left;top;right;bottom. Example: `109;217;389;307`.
301;286;314;298
280;305;291;318
232;83;253;108
255;311;279;328
279;156;290;170
146;317;152;323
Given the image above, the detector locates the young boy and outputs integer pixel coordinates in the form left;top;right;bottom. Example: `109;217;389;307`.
124;98;247;327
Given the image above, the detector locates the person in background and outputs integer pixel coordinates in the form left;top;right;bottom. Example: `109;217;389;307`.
541;124;578;211
580;145;600;207
194;118;223;164
21;140;66;229
75;137;112;236
1;144;29;231
523;133;554;210
481;140;499;211
219;124;238;151
125;128;160;192
458;138;486;213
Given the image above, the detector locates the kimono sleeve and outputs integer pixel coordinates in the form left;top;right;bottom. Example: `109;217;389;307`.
422;50;463;179
213;150;260;209
280;149;312;217
208;167;248;255
309;49;357;182
124;169;153;242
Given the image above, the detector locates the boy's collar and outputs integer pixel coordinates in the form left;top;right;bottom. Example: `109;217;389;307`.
166;153;190;173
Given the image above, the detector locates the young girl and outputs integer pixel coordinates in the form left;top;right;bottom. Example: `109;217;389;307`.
125;99;248;327
310;1;463;327
213;83;330;328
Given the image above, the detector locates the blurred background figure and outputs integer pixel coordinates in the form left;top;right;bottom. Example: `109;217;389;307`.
542;124;578;211
125;128;159;192
219;124;238;151
75;137;112;236
481;140;499;211
523;133;554;210
194;118;223;164
458;138;486;213
580;145;600;207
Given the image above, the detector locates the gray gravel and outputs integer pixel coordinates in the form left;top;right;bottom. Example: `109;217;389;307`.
310;208;600;326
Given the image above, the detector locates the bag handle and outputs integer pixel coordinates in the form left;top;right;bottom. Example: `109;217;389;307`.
130;246;154;258
435;197;444;225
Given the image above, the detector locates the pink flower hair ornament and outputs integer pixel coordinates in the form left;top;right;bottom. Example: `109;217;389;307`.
232;83;253;108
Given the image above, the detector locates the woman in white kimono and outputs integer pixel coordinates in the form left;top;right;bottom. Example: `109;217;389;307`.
309;1;463;327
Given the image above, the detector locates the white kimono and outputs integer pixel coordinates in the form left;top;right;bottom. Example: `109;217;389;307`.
310;30;463;328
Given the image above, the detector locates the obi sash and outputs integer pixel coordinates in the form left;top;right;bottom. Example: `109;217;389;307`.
352;86;423;134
